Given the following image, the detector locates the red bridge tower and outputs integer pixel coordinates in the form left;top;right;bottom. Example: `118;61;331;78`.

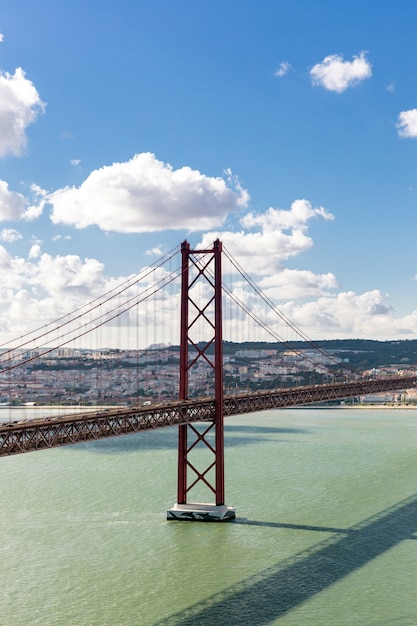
167;240;235;521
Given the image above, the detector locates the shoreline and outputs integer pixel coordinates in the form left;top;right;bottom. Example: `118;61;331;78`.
305;404;417;410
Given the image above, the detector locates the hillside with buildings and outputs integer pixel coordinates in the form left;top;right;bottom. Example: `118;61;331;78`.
1;339;417;406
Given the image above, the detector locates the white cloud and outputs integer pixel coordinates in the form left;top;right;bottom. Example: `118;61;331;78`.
48;153;249;233
0;213;417;345
310;51;372;93
24;184;48;220
146;246;163;256
275;61;292;77
279;290;403;340
0;246;182;348
0;248;110;340
0;247;105;296
0;181;46;222
35;253;107;297
0;179;416;343
70;159;81;166
28;244;41;259
0;180;27;220
194;199;417;340
397;109;417;138
0;67;45;157
0;33;4;43
197;199;339;323
0;228;22;243
52;234;72;242
199;199;334;275
259;268;338;300
241;199;333;232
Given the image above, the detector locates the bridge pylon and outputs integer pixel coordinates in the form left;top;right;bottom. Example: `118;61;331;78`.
167;239;235;521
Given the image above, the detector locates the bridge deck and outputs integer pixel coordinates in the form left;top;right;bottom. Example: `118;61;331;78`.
1;376;416;457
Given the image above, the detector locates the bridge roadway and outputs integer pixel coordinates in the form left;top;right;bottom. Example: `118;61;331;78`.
1;375;417;457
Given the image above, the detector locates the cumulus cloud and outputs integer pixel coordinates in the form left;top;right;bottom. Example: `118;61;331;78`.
36;253;107;297
52;234;72;242
0;228;22;243
195;199;341;321
280;290;402;340
0;168;415;343
48;153;249;233
397;109;417;138
24;184;48;220
146;246;163;256
196;196;417;340
0;247;105;295
241;199;333;233
199;199;334;276
28;244;41;259
194;199;417;340
275;61;292;77
310;51;372;93
0;180;46;222
0;247;110;339
0;224;413;345
0;67;45;157
0;180;27;220
259;268;338;300
0;244;182;347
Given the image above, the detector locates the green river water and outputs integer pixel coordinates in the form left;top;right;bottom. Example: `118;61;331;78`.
1;407;417;625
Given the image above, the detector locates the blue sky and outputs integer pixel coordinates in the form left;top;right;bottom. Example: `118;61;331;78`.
1;0;417;344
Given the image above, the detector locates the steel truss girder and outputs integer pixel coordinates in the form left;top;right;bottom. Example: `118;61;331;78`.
1;375;417;457
0;401;213;457
222;376;417;414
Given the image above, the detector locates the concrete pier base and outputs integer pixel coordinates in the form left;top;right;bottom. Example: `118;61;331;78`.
167;502;236;522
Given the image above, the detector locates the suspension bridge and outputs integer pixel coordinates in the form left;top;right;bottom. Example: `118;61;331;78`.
1;240;416;520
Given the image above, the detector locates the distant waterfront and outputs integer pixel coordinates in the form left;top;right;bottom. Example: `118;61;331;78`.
4;339;417;407
0;405;100;424
1;407;417;625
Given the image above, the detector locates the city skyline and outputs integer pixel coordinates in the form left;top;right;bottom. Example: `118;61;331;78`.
1;1;417;345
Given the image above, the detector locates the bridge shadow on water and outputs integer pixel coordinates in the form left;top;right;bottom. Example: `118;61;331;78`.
155;493;417;625
71;424;308;454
